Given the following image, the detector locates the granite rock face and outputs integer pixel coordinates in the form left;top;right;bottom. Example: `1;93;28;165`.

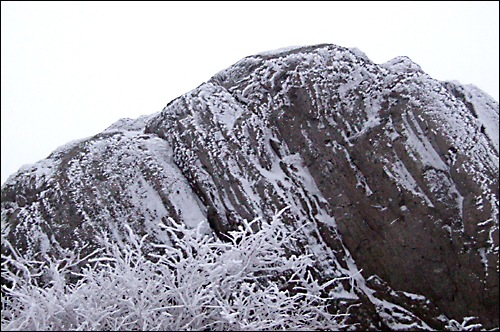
2;44;498;330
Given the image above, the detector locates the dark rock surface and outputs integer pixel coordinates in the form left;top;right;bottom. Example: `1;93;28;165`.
2;44;498;330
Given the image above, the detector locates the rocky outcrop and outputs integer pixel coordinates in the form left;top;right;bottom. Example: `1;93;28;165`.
2;44;498;330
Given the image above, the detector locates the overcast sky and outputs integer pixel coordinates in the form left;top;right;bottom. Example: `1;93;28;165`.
1;1;499;184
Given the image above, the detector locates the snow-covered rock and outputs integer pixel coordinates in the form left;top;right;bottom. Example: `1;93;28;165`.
2;44;498;330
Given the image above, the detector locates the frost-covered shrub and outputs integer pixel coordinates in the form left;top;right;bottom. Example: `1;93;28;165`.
2;208;349;331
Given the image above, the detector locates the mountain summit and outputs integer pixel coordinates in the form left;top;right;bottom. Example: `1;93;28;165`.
2;44;498;330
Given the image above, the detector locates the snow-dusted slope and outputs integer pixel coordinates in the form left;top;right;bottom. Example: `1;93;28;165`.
1;114;207;255
2;44;498;330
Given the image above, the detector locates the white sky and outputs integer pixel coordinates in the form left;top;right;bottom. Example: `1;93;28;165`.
1;1;499;184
